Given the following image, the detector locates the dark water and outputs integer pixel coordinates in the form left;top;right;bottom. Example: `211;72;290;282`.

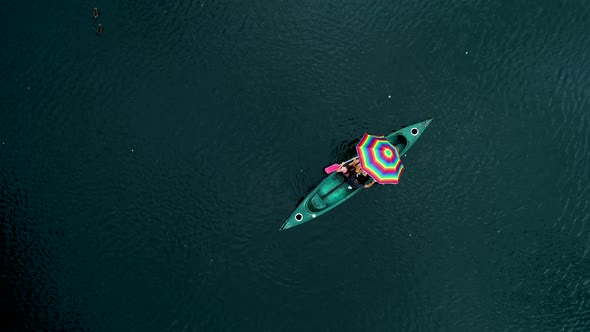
2;0;590;331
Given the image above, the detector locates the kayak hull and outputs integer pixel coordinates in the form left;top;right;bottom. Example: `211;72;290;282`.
280;118;432;230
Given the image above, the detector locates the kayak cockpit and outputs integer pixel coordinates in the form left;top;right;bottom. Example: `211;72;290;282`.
389;134;407;154
308;194;327;212
307;175;358;212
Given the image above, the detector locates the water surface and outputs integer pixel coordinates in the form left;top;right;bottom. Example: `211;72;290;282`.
2;1;590;331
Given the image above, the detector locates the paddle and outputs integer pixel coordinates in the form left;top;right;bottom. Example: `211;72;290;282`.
324;164;341;174
324;157;357;174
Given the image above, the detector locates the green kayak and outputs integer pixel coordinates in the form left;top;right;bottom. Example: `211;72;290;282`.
280;118;432;231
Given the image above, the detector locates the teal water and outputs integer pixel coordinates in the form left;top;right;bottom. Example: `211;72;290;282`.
2;1;590;331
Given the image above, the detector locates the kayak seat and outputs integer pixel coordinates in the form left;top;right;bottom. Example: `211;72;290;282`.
323;183;352;206
309;194;327;212
317;175;344;197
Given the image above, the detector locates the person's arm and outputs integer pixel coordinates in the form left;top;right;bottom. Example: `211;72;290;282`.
364;179;376;188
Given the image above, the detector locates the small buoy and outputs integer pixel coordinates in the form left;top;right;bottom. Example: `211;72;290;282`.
92;7;99;20
388;95;391;98
97;24;103;35
465;51;468;54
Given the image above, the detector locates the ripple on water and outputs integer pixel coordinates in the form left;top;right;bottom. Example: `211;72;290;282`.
1;145;89;330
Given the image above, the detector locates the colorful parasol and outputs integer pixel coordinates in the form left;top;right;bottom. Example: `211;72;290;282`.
356;133;404;184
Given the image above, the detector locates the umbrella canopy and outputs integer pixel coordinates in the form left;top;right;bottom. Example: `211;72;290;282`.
356;133;404;184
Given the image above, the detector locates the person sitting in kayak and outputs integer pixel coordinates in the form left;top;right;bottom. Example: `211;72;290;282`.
350;171;376;189
336;162;353;175
356;172;373;186
337;159;376;189
345;158;368;175
336;158;360;174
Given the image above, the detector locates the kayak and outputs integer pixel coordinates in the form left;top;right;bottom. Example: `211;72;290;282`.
280;118;432;230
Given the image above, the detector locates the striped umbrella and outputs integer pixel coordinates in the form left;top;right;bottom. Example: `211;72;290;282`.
356;133;404;184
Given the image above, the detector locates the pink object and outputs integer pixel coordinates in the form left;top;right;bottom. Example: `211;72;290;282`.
324;163;340;174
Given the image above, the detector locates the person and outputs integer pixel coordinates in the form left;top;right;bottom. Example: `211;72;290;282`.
336;158;361;174
97;24;103;35
93;7;100;20
337;158;376;189
336;161;353;175
350;171;376;189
